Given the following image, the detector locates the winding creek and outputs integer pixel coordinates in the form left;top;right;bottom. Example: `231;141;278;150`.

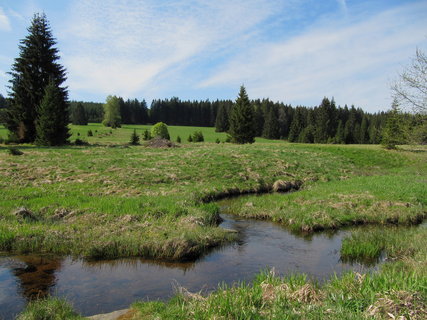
0;201;384;319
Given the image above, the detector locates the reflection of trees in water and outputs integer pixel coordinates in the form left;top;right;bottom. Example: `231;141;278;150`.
82;257;198;274
11;256;62;300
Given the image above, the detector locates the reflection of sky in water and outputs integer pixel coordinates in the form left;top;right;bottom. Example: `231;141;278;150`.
1;214;376;318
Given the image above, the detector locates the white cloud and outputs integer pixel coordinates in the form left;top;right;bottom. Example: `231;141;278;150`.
199;2;427;111
0;7;11;31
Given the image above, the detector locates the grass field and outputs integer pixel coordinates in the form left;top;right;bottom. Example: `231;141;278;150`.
1;124;426;319
0;123;277;144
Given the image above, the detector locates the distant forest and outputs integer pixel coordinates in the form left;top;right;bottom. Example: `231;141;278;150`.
70;96;416;144
1;93;420;144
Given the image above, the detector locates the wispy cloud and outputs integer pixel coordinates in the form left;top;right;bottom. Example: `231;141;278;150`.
62;0;289;99
0;7;11;31
199;2;427;110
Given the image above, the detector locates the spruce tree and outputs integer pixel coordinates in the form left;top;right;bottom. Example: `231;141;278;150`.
72;102;88;125
35;80;70;146
382;99;406;149
6;13;67;142
228;86;256;144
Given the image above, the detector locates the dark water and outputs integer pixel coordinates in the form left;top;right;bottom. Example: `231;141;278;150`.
0;212;376;319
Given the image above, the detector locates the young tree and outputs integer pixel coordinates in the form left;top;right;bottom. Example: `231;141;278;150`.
129;129;140;145
35;80;70;146
382;99;407;149
151;122;170;140
228;85;256;144
392;48;426;114
102;95;122;128
6;13;67;142
72;102;88;125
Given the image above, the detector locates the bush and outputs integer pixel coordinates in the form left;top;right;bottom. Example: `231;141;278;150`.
176;135;181;143
8;147;23;156
187;134;193;142
151;122;170;140
74;138;89;146
192;131;204;142
215;138;220;144
87;130;93;137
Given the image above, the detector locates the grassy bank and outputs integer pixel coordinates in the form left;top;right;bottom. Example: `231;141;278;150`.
0;126;425;261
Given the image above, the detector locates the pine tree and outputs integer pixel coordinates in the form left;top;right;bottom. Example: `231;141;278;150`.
72;102;88;125
102;96;121;128
35;80;70;146
229;86;256;144
6;13;67;143
382;99;406;149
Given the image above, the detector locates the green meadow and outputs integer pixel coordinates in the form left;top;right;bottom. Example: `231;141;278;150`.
1;124;426;319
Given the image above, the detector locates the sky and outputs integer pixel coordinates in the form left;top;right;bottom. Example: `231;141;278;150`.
0;0;426;112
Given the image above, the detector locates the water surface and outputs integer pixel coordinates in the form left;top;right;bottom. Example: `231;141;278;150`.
0;212;374;319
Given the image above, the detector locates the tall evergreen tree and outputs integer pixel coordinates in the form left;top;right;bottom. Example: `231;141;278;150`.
6;13;67;142
35;80;70;146
229;86;256;144
71;102;88;125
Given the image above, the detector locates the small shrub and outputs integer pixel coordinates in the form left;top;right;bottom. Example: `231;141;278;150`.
215;138;220;144
0;136;3;144
187;134;193;142
129;129;140;145
77;132;80;136
176;135;182;143
8;147;23;156
74;138;89;146
87;130;93;137
151;122;170;140
192;131;204;142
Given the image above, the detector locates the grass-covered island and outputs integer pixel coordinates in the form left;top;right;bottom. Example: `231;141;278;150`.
2;125;426;319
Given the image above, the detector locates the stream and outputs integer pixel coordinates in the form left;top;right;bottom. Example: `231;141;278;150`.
0;207;379;319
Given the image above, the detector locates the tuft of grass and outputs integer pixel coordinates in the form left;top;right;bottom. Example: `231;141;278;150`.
17;297;83;320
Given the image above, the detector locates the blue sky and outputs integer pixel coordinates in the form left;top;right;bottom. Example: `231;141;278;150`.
0;0;426;112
